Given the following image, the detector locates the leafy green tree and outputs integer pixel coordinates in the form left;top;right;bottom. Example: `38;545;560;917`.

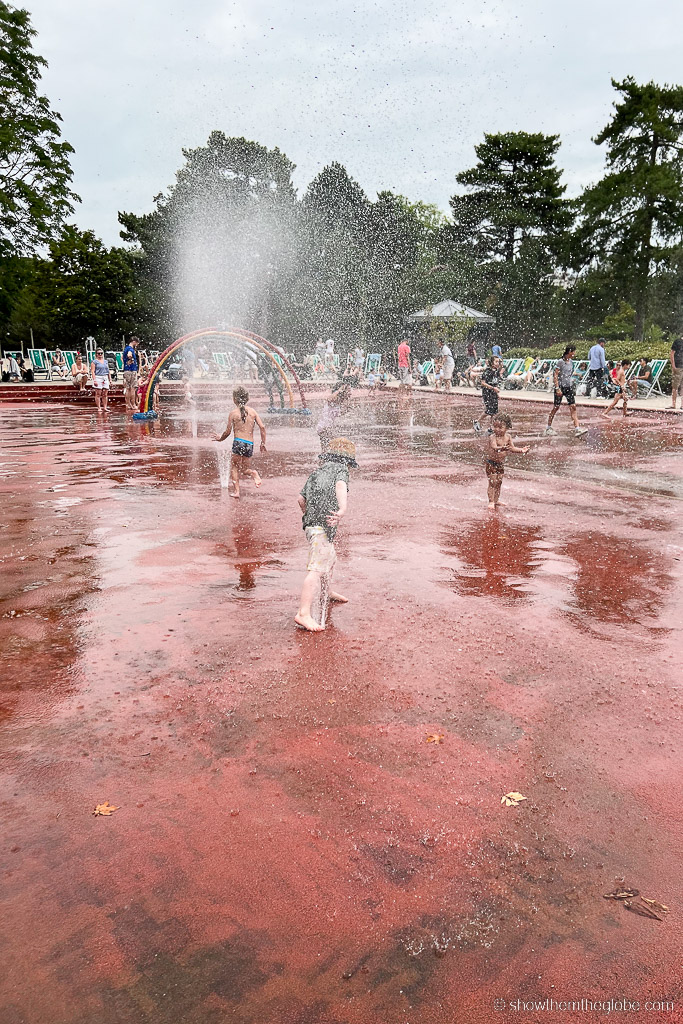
9;227;137;347
120;133;296;336
581;77;683;341
0;2;77;253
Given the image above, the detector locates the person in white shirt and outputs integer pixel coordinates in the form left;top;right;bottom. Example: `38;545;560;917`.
325;338;335;371
353;346;364;377
437;342;455;391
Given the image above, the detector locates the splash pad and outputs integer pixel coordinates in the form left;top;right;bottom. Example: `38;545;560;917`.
134;326;311;418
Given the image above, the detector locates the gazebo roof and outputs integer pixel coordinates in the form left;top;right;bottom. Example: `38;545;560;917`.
409;300;496;324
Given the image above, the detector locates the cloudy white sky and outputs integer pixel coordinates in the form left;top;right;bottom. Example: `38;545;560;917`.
24;0;683;246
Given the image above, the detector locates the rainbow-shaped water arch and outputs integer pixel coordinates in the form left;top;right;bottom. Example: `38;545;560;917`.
137;327;309;415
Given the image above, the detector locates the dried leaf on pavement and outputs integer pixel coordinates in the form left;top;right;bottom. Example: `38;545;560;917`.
93;801;119;816
425;733;444;744
501;792;527;807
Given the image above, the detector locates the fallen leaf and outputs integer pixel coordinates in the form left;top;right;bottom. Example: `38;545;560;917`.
327;699;336;705
93;801;119;816
426;733;444;744
501;792;527;807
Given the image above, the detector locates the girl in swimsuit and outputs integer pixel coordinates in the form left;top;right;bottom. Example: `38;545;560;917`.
484;412;530;510
214;387;267;498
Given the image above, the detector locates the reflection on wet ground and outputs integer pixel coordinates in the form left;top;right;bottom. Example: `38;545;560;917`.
1;396;682;1024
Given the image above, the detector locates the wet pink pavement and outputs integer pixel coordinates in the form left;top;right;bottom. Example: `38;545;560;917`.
1;393;682;1024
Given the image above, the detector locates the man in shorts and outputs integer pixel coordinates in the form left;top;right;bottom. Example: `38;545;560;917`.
545;346;588;436
122;336;139;412
473;356;502;432
295;437;358;632
670;335;683;412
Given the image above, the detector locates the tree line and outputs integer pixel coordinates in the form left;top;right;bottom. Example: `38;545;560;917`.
2;0;683;359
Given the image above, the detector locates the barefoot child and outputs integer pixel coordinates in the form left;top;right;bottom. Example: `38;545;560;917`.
295;437;358;632
214;387;266;497
484;413;530;510
601;360;632;418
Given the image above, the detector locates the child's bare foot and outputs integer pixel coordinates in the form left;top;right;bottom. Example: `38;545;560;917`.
230;488;240;499
488;501;496;510
252;472;262;487
295;613;323;631
600;412;610;418
495;500;506;507
329;591;348;603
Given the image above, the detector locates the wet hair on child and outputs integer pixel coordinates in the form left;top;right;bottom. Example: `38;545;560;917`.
233;387;249;422
493;412;512;429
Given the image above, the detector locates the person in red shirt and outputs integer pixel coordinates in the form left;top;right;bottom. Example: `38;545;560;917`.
397;339;411;384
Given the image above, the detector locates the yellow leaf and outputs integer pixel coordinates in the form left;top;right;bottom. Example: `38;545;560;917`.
426;733;444;744
93;801;119;816
501;792;527;807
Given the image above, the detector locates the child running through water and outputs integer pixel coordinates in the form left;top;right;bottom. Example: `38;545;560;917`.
484;413;530;510
214;387;267;498
295;437;358;632
601;360;632;418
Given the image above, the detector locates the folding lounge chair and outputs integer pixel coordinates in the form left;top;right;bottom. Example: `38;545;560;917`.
211;352;231;377
28;348;52;380
365;353;381;375
637;358;667;398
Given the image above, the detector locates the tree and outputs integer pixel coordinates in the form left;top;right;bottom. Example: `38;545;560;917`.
450;132;572;263
447;132;572;345
581;78;683;341
119;134;297;335
0;2;77;253
9;227;138;346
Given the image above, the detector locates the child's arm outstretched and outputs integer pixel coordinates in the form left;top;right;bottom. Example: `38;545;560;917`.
255;411;267;452
214;411;235;442
507;433;530;455
326;481;348;527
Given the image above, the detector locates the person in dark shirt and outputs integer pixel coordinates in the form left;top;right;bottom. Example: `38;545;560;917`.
670;336;683;411
295;437;358;632
473;356;502;432
629;357;653;397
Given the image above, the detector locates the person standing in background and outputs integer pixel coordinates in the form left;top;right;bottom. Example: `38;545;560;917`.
670;333;683;412
397;338;411;384
325;338;335;372
90;347;111;413
587;338;607;397
122;336;139;413
491;342;502;360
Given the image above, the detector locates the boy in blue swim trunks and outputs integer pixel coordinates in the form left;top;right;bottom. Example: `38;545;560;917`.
214;387;267;498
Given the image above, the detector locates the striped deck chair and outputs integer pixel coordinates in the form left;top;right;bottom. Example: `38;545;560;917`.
636;358;667;398
28;348;52;379
212;352;231;376
365;353;381;375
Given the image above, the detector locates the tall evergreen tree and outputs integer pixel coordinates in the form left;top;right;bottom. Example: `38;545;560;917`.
448;132;572;344
450;132;572;263
581;77;683;340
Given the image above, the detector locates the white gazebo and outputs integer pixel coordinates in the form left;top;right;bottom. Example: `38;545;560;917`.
408;300;496;324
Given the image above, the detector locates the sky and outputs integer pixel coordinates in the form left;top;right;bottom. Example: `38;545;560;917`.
23;0;683;247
